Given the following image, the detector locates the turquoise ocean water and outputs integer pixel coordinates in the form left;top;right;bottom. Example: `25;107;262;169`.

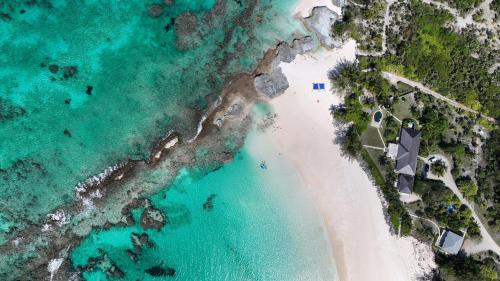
0;0;304;235
0;1;340;279
71;123;338;280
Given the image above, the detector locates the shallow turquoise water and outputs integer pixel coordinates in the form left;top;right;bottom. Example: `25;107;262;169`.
0;0;305;233
71;128;338;280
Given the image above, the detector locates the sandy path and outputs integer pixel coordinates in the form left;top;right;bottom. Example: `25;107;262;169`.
382;71;497;123
262;40;435;280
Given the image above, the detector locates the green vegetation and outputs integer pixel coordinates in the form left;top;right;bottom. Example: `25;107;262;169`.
382;116;399;143
438;0;482;14
383;1;500;118
456;178;478;201
330;62;411;235
330;0;500;279
362;150;412;235
436;253;499;281
430;159;448;177
331;0;386;52
491;0;500;14
476;127;500;232
414;178;480;237
419;107;449;153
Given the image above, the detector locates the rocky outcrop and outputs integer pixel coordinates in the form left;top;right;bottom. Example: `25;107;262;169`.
304;7;342;49
331;0;347;8
254;67;289;98
277;36;314;63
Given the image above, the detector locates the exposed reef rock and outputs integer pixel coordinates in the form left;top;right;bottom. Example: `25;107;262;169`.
82;251;124;279
331;0;347;8
277;36;314;63
254;67;289;98
140;201;166;231
131;232;155;253
304;7;341;49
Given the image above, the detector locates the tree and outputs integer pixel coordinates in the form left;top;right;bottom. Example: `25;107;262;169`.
339;124;363;159
431;159;447;177
457;178;478;200
479;264;498;280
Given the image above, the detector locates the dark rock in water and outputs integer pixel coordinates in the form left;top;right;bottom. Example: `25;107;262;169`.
139;233;155;248
0;98;26;122
63;66;78;79
140;205;166;231
145;265;176;277
86;85;93;95
125;249;139;262
63;129;72;137
254;67;289;98
203;194;216;211
64;99;71;105
164;17;175;32
0;13;12;22
48;64;59;73
20;9;26;14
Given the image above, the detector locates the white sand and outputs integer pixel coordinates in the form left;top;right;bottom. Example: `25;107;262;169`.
294;0;342;17
261;40;436;280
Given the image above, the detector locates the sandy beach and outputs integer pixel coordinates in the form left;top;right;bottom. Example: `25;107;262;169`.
263;39;435;281
253;1;437;277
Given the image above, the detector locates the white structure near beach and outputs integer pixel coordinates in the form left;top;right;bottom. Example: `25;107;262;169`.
436;230;465;255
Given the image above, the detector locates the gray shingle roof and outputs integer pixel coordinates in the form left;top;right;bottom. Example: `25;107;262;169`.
395;128;421;176
438;230;464;255
397;174;414;194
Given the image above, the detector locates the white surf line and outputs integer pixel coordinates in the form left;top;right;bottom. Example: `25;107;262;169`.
187;96;223;143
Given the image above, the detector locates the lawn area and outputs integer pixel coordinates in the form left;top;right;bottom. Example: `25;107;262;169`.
390;94;415;121
361;126;385;147
365;147;387;177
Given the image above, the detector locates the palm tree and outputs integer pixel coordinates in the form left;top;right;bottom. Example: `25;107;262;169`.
431;159;447;177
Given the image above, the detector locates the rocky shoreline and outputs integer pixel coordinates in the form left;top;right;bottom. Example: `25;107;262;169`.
0;2;346;279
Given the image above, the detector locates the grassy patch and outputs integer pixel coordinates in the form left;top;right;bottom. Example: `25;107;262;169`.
361;126;385;147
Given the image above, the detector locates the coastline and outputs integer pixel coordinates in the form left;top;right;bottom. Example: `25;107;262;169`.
257;41;436;280
0;1;440;279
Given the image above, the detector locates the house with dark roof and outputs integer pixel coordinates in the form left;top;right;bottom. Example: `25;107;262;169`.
395;128;421;176
397;174;414;195
436;230;465;255
395;127;421;194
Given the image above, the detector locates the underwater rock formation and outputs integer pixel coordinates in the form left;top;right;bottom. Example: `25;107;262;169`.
174;11;200;50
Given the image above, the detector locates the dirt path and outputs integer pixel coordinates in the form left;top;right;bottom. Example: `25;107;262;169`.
422;154;500;255
382;72;497;123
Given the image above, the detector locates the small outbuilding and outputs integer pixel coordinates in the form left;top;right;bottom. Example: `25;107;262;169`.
436;230;464;255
